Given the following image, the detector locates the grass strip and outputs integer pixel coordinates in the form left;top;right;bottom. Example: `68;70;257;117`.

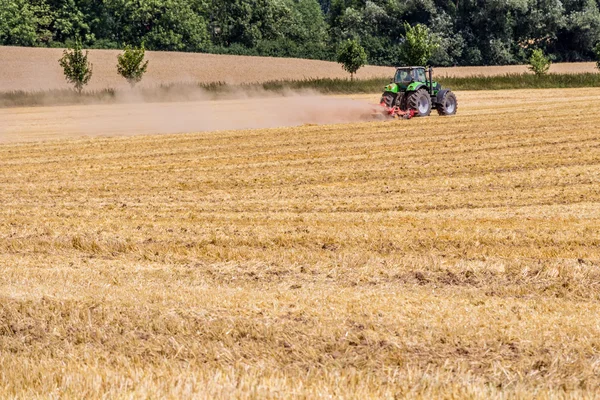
1;73;599;108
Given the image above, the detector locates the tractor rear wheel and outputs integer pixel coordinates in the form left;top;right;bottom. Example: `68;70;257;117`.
407;89;432;117
436;91;458;116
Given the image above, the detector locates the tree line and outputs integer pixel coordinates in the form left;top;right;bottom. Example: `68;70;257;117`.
2;0;600;67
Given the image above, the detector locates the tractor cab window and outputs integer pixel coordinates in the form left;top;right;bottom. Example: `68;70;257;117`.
395;69;413;83
415;68;426;82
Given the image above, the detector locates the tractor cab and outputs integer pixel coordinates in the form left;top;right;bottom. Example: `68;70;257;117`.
394;67;427;88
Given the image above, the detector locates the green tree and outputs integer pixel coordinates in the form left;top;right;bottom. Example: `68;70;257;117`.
58;37;93;93
336;39;367;80
558;0;600;61
528;48;551;75
595;42;600;70
52;0;93;44
254;0;330;59
280;0;328;47
210;0;280;48
104;0;209;51
400;23;439;66
117;44;149;87
0;0;40;46
429;12;465;67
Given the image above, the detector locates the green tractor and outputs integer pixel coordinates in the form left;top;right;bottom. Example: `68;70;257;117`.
380;66;457;117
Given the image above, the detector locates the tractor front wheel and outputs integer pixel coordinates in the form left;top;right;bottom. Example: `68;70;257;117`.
380;92;396;108
407;89;432;117
436;91;458;116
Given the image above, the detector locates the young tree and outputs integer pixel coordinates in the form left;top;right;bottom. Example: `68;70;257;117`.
58;38;93;93
528;49;551;76
400;23;439;66
336;39;367;81
117;44;149;88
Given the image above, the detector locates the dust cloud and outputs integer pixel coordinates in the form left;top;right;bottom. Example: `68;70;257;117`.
0;91;381;143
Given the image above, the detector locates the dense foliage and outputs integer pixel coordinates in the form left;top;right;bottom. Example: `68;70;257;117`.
2;0;600;66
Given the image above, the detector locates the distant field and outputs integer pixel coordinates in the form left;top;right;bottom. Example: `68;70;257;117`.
0;46;597;92
0;46;391;92
1;88;600;397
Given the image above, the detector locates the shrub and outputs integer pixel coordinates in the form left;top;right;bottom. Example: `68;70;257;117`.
336;39;367;81
117;44;149;88
58;37;93;93
595;43;600;71
528;49;551;76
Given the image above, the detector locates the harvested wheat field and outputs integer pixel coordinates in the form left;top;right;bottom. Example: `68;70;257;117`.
1;88;600;398
1;45;598;92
